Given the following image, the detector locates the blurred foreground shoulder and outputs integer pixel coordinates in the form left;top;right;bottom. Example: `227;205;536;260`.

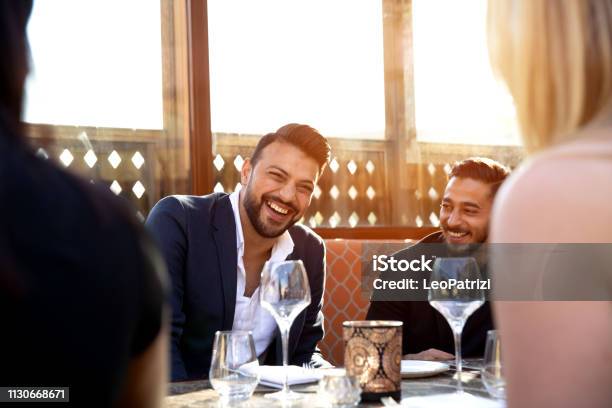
491;146;612;243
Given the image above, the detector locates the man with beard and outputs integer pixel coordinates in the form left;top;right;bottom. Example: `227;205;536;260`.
367;158;510;360
147;124;332;380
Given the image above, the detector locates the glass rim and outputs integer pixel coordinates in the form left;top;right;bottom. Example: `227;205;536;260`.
214;330;253;336
343;320;403;328
321;368;349;377
433;256;479;262
263;259;305;267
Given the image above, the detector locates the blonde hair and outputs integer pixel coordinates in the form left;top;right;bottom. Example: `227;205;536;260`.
488;0;612;152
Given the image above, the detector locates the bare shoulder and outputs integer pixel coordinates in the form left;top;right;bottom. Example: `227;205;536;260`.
491;139;612;243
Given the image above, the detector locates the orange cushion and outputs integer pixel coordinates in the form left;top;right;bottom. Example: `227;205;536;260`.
320;239;369;366
319;239;415;366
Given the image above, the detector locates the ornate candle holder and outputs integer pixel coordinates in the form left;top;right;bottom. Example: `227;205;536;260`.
343;320;402;401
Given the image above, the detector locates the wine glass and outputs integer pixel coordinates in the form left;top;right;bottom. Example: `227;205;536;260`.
260;260;311;401
481;330;506;399
209;331;260;404
428;257;485;389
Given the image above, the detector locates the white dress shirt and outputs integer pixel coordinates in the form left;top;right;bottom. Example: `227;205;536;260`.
229;191;294;356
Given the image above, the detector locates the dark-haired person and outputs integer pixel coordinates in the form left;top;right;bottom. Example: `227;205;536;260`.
0;1;168;407
147;124;332;381
367;158;510;360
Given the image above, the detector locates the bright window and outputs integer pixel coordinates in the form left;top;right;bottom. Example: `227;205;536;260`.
24;0;164;129
412;0;520;145
208;0;386;139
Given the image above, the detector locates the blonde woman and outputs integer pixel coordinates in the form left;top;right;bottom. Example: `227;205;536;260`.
487;1;612;407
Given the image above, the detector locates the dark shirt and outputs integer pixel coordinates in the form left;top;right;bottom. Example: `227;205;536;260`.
0;126;167;407
366;231;493;357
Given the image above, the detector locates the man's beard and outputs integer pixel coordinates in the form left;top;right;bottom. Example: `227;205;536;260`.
242;184;298;238
445;241;482;255
443;230;487;255
443;239;489;275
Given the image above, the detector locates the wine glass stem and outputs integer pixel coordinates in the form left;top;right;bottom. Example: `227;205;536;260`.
280;325;290;394
453;329;463;392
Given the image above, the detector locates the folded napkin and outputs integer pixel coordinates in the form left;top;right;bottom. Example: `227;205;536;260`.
240;365;323;389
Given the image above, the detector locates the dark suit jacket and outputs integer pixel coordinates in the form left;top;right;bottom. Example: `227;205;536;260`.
146;192;328;381
367;231;493;357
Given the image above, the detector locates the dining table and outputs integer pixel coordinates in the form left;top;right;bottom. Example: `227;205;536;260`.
166;359;500;407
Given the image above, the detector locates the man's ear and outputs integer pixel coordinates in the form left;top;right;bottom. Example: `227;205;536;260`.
241;159;252;186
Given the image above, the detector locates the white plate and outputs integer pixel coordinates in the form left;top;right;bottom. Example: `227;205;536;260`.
401;392;505;407
401;360;450;378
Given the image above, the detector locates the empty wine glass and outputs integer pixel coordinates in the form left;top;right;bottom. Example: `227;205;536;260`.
260;260;311;401
209;331;260;404
428;257;485;389
482;330;506;399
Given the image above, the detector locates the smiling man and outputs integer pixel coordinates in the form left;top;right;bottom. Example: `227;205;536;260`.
146;124;331;380
367;157;510;361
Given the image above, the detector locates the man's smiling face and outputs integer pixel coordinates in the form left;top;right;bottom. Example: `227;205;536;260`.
439;176;494;248
240;141;319;238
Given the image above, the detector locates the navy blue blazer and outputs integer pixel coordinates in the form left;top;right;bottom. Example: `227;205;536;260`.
146;192;328;381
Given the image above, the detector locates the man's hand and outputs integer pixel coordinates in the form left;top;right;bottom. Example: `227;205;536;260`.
403;348;454;361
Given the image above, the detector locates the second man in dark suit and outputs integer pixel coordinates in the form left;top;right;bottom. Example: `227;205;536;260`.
147;124;332;380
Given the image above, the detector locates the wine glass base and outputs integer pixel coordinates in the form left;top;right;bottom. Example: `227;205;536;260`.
264;389;306;401
443;359;480;370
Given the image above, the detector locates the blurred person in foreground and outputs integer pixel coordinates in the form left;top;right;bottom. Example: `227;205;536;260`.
488;0;612;407
0;1;168;407
367;158;510;360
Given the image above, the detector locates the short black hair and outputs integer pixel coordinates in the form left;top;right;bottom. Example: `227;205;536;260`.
250;123;331;174
449;157;511;197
